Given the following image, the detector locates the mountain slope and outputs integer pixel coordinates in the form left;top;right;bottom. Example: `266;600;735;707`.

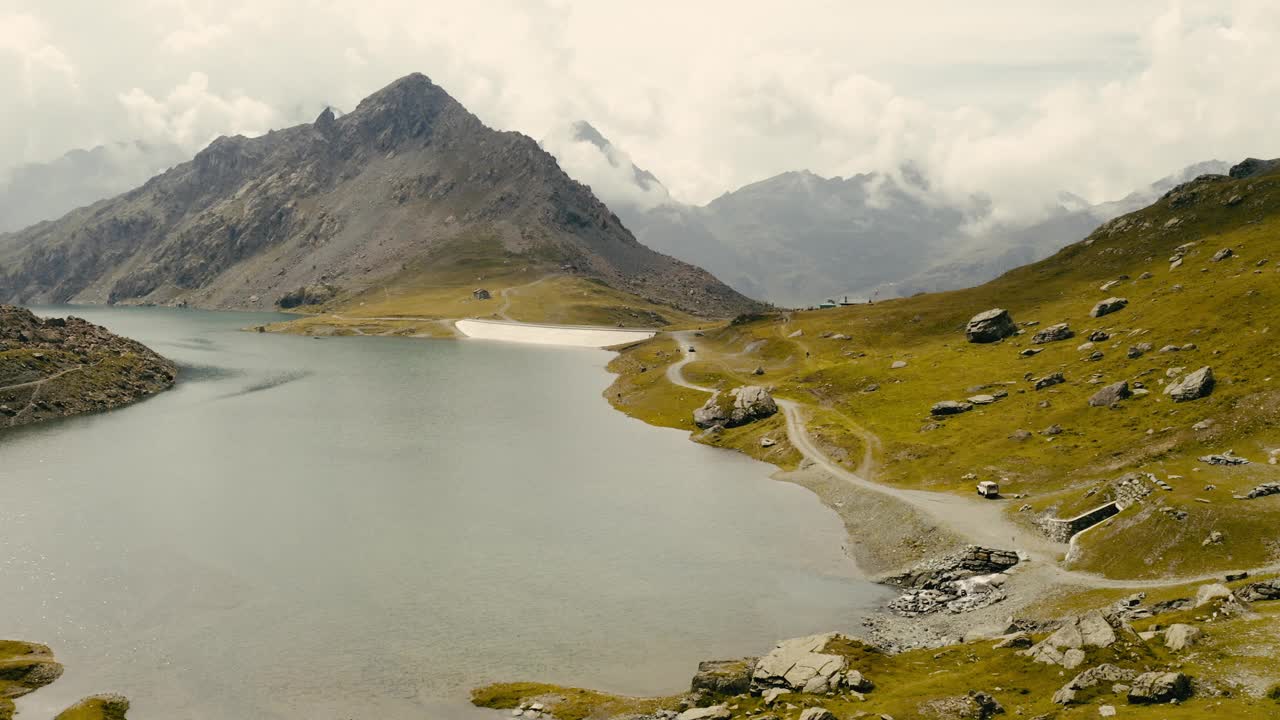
610;157;1280;582
0;75;758;320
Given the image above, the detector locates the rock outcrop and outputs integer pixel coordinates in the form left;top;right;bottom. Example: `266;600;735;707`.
1032;323;1074;344
965;309;1017;343
1127;672;1191;704
1052;663;1136;705
751;633;853;695
690;659;756;695
693;386;778;428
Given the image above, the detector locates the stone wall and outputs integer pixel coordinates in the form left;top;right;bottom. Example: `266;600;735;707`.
1036;502;1122;543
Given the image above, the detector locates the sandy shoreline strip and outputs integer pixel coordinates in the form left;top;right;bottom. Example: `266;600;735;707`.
454;318;657;348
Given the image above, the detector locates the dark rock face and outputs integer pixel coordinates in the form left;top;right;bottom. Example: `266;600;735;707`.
277;283;338;308
690;658;756;695
1090;297;1128;318
0;74;758;319
1088;381;1132;407
0;305;176;430
965;309;1017;343
1032;323;1074;344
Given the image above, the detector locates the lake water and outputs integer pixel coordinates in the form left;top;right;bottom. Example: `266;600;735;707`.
0;307;890;720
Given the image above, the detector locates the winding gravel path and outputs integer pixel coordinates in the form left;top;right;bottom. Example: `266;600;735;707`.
664;330;1280;590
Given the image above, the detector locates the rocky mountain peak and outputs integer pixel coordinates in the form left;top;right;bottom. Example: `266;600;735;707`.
314;106;337;133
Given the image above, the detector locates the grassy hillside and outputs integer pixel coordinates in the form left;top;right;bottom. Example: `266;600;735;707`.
607;163;1280;581
261;234;709;337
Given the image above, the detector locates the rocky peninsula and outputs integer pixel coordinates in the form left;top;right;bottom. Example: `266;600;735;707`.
0;305;176;430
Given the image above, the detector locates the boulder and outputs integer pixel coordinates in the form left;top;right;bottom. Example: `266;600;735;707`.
1127;672;1191;704
1193;583;1234;608
1033;323;1074;344
1088;330;1110;342
844;670;874;692
1090;297;1128;318
891;360;908;369
1088;381;1131;407
1212;248;1234;262
966;309;1017;343
752;633;848;694
693;386;778;428
1164;366;1215;402
798;709;835;720
677;705;730;720
1163;624;1201;652
1033;372;1065;390
931;401;974;416
691;658;756;695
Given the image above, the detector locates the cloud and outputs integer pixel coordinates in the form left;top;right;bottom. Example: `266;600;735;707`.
117;71;279;150
3;0;1280;228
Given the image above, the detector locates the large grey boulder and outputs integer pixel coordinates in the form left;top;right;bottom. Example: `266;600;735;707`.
1033;323;1075;344
690;658;756;695
798;708;835;720
966;309;1017;343
1090;297;1128;318
1165;366;1215;402
1127;672;1191;704
752;633;849;694
1088;381;1132;407
676;705;730;720
1193;583;1235;608
693;386;778;428
1163;624;1202;652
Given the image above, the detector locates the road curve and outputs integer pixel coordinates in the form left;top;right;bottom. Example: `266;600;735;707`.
663;330;1280;590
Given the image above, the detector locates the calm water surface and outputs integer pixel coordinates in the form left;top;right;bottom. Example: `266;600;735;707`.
1;307;890;719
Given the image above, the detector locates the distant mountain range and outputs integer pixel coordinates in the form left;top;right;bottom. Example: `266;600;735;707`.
0;141;190;233
0;75;757;318
559;123;1229;307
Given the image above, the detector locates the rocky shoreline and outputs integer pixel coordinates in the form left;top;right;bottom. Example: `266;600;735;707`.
0;305;176;430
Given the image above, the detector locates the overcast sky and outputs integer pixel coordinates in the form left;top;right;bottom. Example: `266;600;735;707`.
4;0;1279;221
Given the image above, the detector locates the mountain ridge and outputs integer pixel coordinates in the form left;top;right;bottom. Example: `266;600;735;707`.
0;74;759;320
555;122;1230;307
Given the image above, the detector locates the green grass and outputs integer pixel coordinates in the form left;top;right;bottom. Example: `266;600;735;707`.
471;682;680;720
610;167;1280;581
